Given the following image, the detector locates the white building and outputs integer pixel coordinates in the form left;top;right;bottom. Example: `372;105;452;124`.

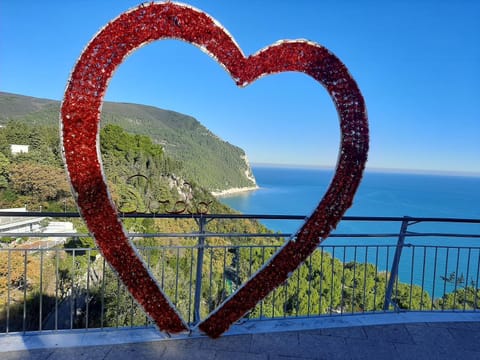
0;207;45;233
0;208;76;248
10;144;29;155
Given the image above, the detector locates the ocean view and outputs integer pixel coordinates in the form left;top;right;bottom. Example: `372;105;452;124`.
221;165;480;231
221;165;480;297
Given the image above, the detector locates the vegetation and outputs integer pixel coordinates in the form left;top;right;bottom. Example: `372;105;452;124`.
437;272;480;310
0;91;256;192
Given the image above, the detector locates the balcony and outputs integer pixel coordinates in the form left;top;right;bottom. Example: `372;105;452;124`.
1;212;479;358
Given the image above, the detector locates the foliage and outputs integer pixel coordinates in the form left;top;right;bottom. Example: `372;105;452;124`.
0;120;69;209
0;91;256;191
434;272;480;310
437;285;480;310
0;153;9;188
9;162;70;202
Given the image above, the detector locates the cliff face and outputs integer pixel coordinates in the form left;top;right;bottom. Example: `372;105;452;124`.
242;154;257;185
210;154;258;196
0;91;257;192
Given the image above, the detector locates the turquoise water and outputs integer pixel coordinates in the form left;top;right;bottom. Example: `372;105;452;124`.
220;165;480;297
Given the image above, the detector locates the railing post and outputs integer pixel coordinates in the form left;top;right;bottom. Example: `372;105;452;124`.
383;216;409;311
193;215;207;324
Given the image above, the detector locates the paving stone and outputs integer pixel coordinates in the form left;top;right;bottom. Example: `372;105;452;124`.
2;320;480;360
446;326;480;352
404;323;456;351
394;342;453;360
298;332;350;360
457;350;480;360
362;324;415;344
200;333;253;352
48;346;113;360
268;355;316;360
345;337;398;360
164;337;203;350
104;342;166;360
2;349;55;360
214;350;268;360
428;321;480;330
250;331;299;356
162;346;216;360
319;325;367;339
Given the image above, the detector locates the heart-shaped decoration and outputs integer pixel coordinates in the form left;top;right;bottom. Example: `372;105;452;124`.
61;2;368;338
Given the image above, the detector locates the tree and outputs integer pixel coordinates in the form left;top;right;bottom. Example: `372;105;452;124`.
0;153;10;188
0;130;10;155
3;121;30;145
9;162;70;202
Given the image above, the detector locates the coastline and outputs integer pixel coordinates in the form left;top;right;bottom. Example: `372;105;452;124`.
211;185;259;197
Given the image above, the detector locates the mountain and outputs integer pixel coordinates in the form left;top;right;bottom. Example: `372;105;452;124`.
0;91;256;192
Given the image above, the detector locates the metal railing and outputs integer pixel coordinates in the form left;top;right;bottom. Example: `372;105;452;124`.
0;212;479;334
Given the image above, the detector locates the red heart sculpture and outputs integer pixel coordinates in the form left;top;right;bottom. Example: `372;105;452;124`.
61;2;368;338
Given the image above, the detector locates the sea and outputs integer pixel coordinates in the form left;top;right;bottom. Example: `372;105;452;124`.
220;165;480;297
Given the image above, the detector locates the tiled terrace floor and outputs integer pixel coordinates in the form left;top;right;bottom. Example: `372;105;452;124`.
2;312;479;359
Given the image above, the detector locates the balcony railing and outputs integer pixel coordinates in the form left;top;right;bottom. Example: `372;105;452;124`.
0;212;479;334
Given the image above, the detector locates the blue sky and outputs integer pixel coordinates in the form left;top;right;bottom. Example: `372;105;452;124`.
1;1;479;174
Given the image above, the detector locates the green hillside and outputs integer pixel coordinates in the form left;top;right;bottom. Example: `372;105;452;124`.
0;91;256;192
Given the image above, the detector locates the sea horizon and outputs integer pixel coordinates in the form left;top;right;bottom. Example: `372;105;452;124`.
251;162;480;178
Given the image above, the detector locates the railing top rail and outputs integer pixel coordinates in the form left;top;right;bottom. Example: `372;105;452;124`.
2;231;480;239
0;211;479;224
3;243;480;253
